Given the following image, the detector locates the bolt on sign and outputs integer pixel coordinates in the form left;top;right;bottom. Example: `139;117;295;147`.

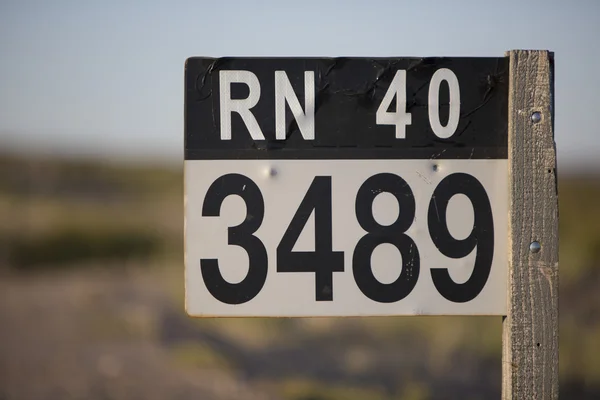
184;51;559;398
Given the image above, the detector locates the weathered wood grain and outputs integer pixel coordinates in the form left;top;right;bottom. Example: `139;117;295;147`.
502;50;559;399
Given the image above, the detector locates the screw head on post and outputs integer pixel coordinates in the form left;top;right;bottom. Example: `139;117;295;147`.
529;241;541;253
531;112;542;123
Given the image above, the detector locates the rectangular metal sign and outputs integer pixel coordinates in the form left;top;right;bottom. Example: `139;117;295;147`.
184;57;509;317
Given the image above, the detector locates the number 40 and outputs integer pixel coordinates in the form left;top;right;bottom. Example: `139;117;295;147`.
376;68;461;139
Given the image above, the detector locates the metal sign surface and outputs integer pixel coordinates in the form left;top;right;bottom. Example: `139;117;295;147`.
184;57;508;317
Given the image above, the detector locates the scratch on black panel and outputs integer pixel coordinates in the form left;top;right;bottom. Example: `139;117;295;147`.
371;59;403;84
454;120;472;138
195;58;232;134
332;59;402;105
461;59;506;118
412;80;429;96
406;57;449;73
322;57;350;77
314;81;331;114
279;58;348;145
406;58;426;72
314;58;345;115
195;58;230;101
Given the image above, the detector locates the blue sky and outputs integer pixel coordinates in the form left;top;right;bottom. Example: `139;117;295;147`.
1;0;599;168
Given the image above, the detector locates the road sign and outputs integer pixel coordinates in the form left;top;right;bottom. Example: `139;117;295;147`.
184;51;559;399
184;56;509;317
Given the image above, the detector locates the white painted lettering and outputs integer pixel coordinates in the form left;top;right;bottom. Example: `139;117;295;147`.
274;71;315;140
376;70;412;139
219;70;265;140
428;68;461;139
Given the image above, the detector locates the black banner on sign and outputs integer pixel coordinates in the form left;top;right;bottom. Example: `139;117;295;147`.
184;57;508;160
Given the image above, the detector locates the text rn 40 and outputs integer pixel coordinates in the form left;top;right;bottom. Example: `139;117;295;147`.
217;69;461;141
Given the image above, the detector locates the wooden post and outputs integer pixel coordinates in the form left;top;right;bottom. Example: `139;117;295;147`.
502;50;559;399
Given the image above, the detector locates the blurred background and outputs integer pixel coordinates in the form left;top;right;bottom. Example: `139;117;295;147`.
1;1;599;399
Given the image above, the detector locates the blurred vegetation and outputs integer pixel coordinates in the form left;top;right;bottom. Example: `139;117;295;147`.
1;152;599;399
4;227;161;270
0;153;181;272
556;176;600;388
277;378;416;400
171;341;237;371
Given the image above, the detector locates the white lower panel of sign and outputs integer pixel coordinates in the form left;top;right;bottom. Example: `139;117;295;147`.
185;159;508;317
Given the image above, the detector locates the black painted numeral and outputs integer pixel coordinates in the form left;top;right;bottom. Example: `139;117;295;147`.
200;171;495;305
428;173;494;303
352;173;420;303
277;176;344;301
200;174;268;304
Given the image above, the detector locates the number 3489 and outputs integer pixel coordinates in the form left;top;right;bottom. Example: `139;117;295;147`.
200;172;494;305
